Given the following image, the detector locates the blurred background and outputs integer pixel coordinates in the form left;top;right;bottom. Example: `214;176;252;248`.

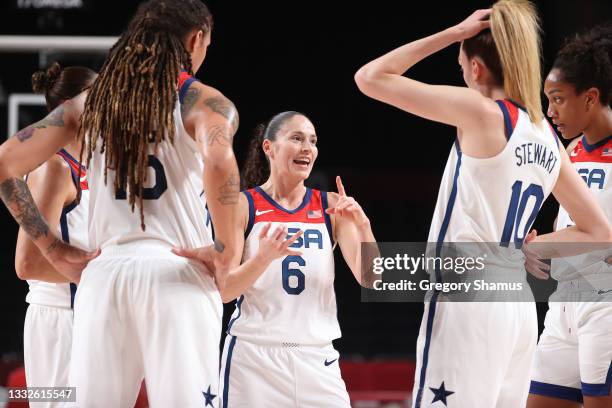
0;0;610;406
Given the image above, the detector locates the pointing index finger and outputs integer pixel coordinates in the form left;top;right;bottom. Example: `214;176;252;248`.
336;175;347;197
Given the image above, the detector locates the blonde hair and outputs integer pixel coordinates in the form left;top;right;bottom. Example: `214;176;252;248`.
490;0;543;123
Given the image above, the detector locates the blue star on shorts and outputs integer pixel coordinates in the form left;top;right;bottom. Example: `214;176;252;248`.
202;385;217;407
429;381;454;406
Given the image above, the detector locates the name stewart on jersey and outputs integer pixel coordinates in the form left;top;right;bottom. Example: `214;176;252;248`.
515;142;558;174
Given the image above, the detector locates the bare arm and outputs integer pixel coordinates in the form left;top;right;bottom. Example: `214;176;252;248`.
532;148;612;250
15;156;75;282
218;223;303;303
0;96;96;278
173;194;304;302
355;11;492;129
328;177;379;288
182;83;242;285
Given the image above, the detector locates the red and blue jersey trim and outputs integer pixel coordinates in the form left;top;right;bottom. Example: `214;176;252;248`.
178;71;197;105
495;99;520;140
55;148;84;310
569;135;612;164
496;99;560;147
243;186;333;242
56;149;88;190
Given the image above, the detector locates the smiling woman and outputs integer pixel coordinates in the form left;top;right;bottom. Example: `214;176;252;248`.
174;111;379;407
241;111;316;190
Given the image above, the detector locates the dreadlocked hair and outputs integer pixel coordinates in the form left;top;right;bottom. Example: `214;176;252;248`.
81;0;213;229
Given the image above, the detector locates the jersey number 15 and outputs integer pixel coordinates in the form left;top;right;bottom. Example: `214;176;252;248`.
115;155;168;200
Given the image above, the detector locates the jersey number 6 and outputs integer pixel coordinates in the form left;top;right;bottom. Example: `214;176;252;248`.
282;255;305;295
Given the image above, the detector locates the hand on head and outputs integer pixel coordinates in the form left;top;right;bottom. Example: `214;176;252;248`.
454;9;491;41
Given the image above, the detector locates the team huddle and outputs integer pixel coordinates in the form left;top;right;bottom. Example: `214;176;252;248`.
0;0;610;407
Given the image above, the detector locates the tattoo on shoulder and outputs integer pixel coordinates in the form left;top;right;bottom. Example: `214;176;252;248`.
218;172;240;205
0;177;49;239
15;105;66;143
203;96;239;132
181;87;201;118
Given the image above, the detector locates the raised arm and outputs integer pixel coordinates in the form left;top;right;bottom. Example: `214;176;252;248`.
354;10;493;131
15;156;75;283
327;177;379;288
0;94;97;279
181;82;242;284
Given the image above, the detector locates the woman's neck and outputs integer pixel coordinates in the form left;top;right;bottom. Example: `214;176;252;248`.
582;106;612;145
479;84;506;101
260;175;306;208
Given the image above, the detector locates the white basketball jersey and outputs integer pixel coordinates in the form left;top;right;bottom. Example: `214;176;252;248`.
553;135;612;281
227;187;341;345
428;100;561;248
88;74;211;251
26;149;89;309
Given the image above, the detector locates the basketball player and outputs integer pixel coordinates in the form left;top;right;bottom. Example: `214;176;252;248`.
14;63;96;407
355;2;612;407
528;24;612;408
0;0;241;406
175;111;377;407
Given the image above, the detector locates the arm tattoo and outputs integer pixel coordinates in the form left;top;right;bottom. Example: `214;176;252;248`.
181;87;201;118
15;105;66;143
203;96;239;132
218;172;240;205
15;127;35;142
0;177;50;239
201;123;234;147
46;238;62;255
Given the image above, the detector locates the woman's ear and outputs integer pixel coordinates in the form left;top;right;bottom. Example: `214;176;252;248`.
262;138;273;159
471;57;485;82
584;87;600;111
184;29;204;53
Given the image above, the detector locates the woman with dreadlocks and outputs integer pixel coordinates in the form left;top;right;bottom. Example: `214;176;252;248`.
0;0;241;406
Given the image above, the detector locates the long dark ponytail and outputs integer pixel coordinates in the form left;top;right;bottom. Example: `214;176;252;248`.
241;111;309;189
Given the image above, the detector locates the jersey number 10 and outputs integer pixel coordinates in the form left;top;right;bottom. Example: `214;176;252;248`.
501;180;544;248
